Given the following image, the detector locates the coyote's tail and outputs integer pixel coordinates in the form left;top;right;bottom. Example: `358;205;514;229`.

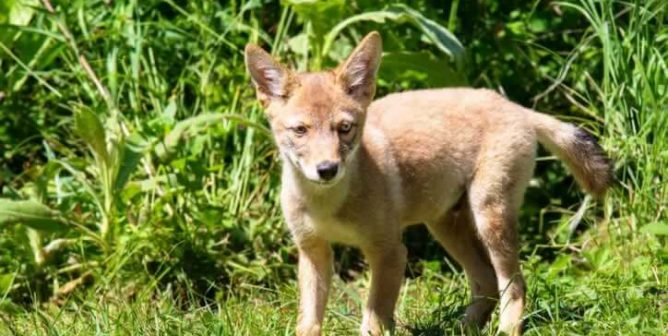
529;111;613;197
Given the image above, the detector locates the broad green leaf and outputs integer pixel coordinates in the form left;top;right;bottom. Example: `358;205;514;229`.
113;134;147;194
34;161;62;202
0;273;13;295
163;99;177;120
74;107;109;164
287;33;309;57
0;199;68;232
0;0;58;92
380;51;466;87
283;0;345;37
398;4;464;61
0;0;37;26
641;222;668;235
323;4;464;65
322;9;405;58
530;18;549;33
0;1;11;24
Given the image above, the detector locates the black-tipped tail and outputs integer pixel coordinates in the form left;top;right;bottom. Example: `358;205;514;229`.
531;112;613;197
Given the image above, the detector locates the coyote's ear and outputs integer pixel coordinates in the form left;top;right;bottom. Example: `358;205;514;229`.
245;44;295;106
336;31;382;106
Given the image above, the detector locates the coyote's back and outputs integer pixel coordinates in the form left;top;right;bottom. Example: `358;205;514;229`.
365;87;611;224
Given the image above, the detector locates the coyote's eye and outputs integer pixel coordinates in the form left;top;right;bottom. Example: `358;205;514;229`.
338;121;353;134
292;125;308;136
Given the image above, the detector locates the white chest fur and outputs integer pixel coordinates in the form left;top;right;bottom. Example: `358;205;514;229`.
305;212;362;245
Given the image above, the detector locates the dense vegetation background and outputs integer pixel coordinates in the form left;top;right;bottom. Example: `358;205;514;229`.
0;0;666;334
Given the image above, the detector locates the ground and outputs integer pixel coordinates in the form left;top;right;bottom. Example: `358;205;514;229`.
3;240;665;336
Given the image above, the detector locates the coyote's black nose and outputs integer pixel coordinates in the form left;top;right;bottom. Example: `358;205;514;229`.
316;161;339;181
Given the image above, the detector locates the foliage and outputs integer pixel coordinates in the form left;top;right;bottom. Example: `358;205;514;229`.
0;0;666;334
2;257;666;335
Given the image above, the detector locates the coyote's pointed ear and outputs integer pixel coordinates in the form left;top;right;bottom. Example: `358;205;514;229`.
245;44;295;106
336;31;382;106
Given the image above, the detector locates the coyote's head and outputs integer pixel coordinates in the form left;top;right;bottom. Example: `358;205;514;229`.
245;32;382;186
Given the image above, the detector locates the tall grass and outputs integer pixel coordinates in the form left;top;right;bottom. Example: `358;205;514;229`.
560;0;667;237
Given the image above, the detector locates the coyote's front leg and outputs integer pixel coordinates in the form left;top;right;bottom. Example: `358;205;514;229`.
361;242;407;335
296;238;333;336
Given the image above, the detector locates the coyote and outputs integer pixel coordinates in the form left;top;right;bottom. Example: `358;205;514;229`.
244;31;612;336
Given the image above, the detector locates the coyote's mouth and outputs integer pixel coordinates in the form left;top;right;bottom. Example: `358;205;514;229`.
308;178;337;186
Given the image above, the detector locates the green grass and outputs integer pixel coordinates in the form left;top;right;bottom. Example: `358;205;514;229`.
3;248;665;335
0;0;667;335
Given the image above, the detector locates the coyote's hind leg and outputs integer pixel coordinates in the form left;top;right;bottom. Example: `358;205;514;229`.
467;138;536;336
426;199;498;327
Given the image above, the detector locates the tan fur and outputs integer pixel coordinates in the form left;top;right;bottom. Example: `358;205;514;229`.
245;32;612;336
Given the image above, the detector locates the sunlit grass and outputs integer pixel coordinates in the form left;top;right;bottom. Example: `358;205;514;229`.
3;249;665;335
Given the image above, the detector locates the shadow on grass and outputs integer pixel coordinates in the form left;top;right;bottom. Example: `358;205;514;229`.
402;298;590;336
402;304;479;336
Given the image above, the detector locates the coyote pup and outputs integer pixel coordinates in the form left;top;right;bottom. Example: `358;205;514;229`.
244;32;612;336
